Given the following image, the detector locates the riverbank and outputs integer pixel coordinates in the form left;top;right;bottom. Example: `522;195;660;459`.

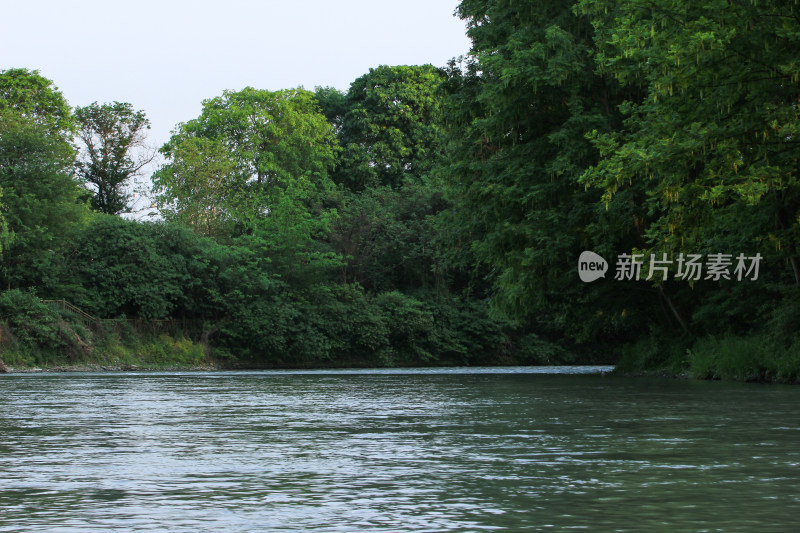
0;290;594;374
3;339;797;384
613;333;800;384
2;363;221;373
1;297;797;382
0;333;222;374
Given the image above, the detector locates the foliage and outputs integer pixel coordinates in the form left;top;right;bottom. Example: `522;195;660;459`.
577;0;800;286
439;0;800;377
152;137;238;236
157;87;339;234
0;289;92;362
330;182;447;292
0;68;74;137
688;335;800;383
134;334;208;367
440;0;645;347
613;334;691;376
0;289;66;351
61;215;226;321
0;291;213;369
7;1;800;381
75;101;155;215
0;111;88;289
319;65;445;190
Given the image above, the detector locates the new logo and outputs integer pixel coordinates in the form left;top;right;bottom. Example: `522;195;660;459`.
578;251;608;282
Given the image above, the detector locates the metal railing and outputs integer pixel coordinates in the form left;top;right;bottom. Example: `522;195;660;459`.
41;299;104;328
40;300;199;335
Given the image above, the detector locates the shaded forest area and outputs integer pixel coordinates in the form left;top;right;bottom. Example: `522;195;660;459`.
1;0;799;381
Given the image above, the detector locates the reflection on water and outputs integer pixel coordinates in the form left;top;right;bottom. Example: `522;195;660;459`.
0;367;798;532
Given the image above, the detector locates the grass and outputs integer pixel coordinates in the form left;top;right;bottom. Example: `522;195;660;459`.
688;335;800;383
613;334;690;376
612;331;800;384
1;320;219;371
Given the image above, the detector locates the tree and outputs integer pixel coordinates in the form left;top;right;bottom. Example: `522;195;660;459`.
0;68;74;136
440;0;645;344
0;111;87;289
74;101;155;215
158;87;339;233
322;65;445;190
62;215;227;321
0;187;10;258
0;69;83;289
313;86;347;133
329;183;448;292
578;0;800;290
152;137;239;237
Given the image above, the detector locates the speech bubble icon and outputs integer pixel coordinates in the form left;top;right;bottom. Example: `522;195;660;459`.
578;251;608;282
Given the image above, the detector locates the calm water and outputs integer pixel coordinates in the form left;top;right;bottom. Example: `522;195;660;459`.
1;367;798;532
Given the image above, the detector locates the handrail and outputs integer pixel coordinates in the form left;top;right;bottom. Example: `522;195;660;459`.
41;299;101;326
40;299;200;332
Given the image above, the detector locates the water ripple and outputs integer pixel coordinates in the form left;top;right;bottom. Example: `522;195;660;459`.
0;370;798;531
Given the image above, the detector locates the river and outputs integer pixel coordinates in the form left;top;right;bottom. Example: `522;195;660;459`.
1;367;798;531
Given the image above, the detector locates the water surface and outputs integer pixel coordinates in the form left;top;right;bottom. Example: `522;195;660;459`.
1;367;798;531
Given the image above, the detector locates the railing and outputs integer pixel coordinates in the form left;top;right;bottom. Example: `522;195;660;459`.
41;299;104;328
40;300;200;335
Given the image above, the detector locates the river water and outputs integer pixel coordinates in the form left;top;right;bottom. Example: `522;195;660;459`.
0;367;798;532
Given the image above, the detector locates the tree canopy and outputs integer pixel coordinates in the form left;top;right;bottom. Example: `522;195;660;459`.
155;87;339;234
0;111;87;289
3;2;800;380
0;68;74;137
318;65;445;190
75;101;155;215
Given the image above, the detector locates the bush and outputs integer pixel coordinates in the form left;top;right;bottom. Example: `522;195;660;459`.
688;334;800;383
0;290;86;358
614;334;690;375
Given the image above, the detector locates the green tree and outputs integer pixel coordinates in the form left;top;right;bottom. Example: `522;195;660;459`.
578;0;800;289
158;87;339;233
330;183;447;292
313;86;347;132
75;101;155;215
323;65;445;190
0;111;87;289
152;137;239;237
0;187;11;257
440;0;645;344
62;215;228;321
0;68;74;136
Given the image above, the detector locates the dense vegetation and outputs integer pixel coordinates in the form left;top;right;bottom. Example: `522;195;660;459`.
1;0;799;381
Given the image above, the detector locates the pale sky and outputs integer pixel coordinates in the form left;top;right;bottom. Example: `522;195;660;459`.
2;0;471;151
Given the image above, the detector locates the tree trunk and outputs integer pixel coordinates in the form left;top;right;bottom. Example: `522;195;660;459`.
658;285;690;335
200;323;222;356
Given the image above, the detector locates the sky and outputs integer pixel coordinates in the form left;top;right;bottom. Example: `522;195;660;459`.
2;0;472;152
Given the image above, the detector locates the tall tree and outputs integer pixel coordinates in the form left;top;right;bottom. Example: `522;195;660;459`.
74;101;155;215
440;0;645;342
152;137;239;237
321;65;445;190
0;111;87;289
578;0;800;287
0;68;74;137
157;87;339;233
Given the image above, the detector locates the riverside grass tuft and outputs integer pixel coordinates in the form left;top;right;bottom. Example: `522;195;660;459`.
688;335;800;383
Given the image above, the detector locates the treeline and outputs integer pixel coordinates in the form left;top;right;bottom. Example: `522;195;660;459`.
439;0;800;380
0;63;567;370
1;0;799;380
